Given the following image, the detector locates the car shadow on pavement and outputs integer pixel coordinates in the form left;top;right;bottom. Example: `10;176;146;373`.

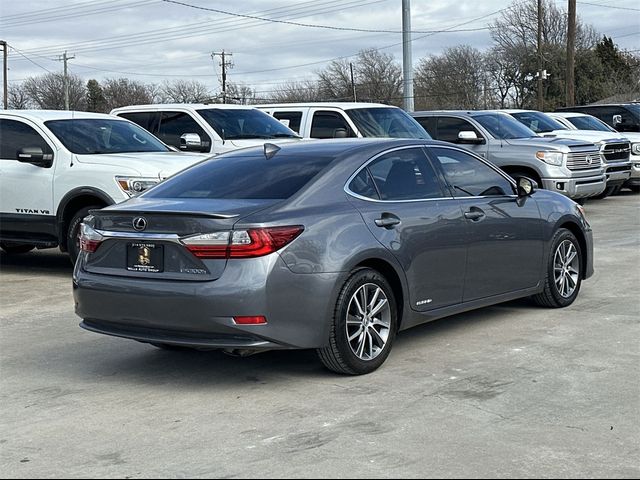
0;250;73;276
46;298;540;389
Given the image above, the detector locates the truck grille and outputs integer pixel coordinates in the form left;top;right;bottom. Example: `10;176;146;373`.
566;152;602;171
601;142;631;162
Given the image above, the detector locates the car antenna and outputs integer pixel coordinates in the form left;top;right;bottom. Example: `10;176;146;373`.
264;143;281;160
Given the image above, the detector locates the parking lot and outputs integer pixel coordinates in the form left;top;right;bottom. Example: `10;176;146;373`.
1;192;638;478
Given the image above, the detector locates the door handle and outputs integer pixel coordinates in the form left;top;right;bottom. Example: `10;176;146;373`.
375;214;401;229
464;208;485;221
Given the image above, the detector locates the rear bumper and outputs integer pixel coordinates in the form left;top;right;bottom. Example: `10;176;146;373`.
74;254;342;350
541;173;606;200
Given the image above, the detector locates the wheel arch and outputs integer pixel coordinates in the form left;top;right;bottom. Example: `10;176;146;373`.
57;187;115;252
500;165;543;185
350;257;408;331
556;219;589;280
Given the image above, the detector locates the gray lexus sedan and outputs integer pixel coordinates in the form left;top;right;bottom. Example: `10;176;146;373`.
74;139;594;375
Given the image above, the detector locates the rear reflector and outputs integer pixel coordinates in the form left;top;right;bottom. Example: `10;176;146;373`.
233;316;268;325
183;226;303;259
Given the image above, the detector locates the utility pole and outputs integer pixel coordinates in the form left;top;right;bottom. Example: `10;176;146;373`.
350;62;357;102
566;0;577;107
537;0;544;111
402;0;414;111
0;41;7;109
211;51;233;104
58;50;75;110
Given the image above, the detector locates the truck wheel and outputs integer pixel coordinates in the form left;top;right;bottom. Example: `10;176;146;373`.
630;185;640;193
533;228;582;308
67;205;101;264
317;268;398;375
0;242;35;254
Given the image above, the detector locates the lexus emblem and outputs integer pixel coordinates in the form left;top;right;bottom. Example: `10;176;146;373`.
132;217;147;231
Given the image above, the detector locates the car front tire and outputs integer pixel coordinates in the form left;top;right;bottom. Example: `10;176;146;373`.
67;205;101;264
533;228;583;308
317;268;398;375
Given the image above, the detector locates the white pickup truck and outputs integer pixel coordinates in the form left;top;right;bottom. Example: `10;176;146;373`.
0;110;207;261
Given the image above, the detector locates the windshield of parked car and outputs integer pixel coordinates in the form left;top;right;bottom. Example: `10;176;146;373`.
510;111;567;133
566;115;616;132
197;108;299;140
511;112;568;133
346;108;431;139
473;113;536;139
45;119;170;154
145;152;334;200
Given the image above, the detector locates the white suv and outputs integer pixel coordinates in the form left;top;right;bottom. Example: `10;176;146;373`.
111;103;301;154
0;110;207;261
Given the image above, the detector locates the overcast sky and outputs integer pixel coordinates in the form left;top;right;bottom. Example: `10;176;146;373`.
1;0;638;97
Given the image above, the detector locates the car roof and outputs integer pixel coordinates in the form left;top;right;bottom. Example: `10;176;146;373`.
255;102;395;110
411;110;515;118
214;137;455;160
112;103;258;112
547;112;587;118
1;110;121;122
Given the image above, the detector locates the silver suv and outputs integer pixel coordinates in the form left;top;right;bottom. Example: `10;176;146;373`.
412;111;606;201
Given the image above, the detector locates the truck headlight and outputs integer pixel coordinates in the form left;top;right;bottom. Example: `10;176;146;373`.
535;151;565;166
632;143;640;155
115;176;160;196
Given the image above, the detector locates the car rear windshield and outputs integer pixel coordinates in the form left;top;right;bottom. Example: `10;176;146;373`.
346;108;431;139
144;152;334;200
45;119;170;154
196;108;299;140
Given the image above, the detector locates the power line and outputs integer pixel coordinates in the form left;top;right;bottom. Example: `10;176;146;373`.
7;45;53;74
161;0;490;35
578;1;640;12
1;0;159;28
8;0;383;58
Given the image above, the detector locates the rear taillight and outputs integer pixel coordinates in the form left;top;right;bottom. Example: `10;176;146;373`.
182;226;303;259
79;223;104;253
233;316;268;325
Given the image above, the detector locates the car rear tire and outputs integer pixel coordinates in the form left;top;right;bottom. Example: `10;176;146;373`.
317;268;398;375
0;242;35;254
67;205;101;264
533;228;582;308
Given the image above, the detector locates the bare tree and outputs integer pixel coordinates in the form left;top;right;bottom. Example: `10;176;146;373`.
414;45;487;110
160;80;212;103
22;73;86;110
102;78;155;111
225;82;254;104
7;83;33;109
255;80;321;103
317;49;403;104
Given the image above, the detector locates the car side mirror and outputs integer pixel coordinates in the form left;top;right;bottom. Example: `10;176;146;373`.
17;147;53;168
612;114;622;127
180;133;207;152
458;131;484;144
333;128;348;139
517;176;537;197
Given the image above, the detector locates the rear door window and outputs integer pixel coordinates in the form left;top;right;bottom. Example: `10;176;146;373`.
361;148;444;201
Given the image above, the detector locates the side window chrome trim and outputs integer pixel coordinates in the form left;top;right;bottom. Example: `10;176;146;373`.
344;144;454;203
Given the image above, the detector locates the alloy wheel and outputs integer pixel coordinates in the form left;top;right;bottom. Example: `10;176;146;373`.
553;239;580;298
345;283;391;361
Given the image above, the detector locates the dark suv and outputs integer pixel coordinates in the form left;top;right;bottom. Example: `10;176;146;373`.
556;104;640;133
